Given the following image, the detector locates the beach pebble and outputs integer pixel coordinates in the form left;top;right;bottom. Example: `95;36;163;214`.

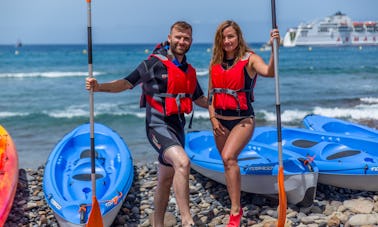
4;162;378;227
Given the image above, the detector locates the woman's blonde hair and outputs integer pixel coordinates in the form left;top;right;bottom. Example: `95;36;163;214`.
210;20;251;68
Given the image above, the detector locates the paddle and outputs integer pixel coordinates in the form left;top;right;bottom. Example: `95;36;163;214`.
85;0;103;226
270;0;287;226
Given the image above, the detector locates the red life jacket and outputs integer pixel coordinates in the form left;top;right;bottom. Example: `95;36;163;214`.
210;52;256;111
145;54;197;116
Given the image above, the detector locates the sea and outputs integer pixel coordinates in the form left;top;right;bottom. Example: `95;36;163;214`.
1;43;377;169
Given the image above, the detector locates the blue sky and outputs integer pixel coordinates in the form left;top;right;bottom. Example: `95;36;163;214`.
1;0;378;45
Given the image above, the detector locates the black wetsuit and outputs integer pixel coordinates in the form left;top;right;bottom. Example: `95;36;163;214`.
124;43;204;166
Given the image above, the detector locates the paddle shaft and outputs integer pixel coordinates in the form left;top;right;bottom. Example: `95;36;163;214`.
85;2;105;226
86;0;96;196
271;1;287;226
270;0;283;166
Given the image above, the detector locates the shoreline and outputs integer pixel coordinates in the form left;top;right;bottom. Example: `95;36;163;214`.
4;162;378;227
14;120;378;171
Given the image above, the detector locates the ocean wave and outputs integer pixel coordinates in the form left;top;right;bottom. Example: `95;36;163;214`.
196;69;209;76
108;103;378;123
258;102;378;124
258;109;309;124
312;104;378;120
361;97;378;104
0;71;103;78
45;103;144;119
2;102;377;126
0;111;28;118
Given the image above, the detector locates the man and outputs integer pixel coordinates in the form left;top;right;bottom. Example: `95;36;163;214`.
86;21;207;227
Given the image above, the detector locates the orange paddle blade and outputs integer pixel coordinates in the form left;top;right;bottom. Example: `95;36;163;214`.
86;196;103;227
277;166;287;227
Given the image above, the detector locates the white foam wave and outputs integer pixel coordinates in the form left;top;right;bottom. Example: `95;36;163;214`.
360;97;378;104
259;102;378;123
313;104;378;121
259;109;310;123
192;101;378;123
0;112;28;118
0;71;103;78
47;107;88;118
47;104;207;120
4;101;377;125
189;109;210;119
47;103;145;119
196;69;209;76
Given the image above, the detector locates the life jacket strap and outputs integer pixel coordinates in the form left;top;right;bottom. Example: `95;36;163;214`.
209;88;241;114
149;93;193;116
154;93;193;128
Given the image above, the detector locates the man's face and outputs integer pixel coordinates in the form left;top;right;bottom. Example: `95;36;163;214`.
168;27;192;56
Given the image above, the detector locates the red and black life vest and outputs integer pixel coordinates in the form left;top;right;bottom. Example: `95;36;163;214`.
144;54;197;116
210;52;257;111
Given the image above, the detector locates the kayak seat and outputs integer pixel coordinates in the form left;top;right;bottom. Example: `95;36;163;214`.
326;150;360;160
317;142;361;160
67;159;108;201
71;152;106;181
80;149;99;159
292;139;318;148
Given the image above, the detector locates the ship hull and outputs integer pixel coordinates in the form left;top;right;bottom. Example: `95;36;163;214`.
283;12;378;47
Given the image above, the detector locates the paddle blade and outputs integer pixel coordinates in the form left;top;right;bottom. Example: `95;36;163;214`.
86;196;103;227
277;166;287;227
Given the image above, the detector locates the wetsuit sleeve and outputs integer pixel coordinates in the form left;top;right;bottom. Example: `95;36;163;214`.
123;61;149;87
192;79;204;101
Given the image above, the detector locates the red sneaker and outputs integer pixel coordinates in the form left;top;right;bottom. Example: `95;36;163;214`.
227;208;243;227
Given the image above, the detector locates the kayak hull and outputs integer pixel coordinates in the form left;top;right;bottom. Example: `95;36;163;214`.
43;123;134;226
185;130;318;207
253;126;378;191
0;125;19;226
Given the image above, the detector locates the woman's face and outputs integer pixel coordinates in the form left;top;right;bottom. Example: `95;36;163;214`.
222;26;238;57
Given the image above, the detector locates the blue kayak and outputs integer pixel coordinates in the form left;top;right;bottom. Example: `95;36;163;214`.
303;114;378;139
185;130;319;207
43;123;134;226
253;126;378;191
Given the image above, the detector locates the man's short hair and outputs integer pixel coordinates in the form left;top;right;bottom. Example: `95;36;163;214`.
170;21;192;33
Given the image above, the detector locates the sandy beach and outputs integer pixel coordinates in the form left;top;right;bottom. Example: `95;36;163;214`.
4;162;378;227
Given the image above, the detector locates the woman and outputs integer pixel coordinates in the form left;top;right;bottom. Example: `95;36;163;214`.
208;20;280;226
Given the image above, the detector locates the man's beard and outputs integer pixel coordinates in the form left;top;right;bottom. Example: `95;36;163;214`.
170;42;191;56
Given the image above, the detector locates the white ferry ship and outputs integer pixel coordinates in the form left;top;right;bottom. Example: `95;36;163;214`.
283;11;378;47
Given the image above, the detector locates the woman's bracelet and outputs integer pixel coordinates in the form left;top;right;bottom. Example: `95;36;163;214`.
210;116;216;120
